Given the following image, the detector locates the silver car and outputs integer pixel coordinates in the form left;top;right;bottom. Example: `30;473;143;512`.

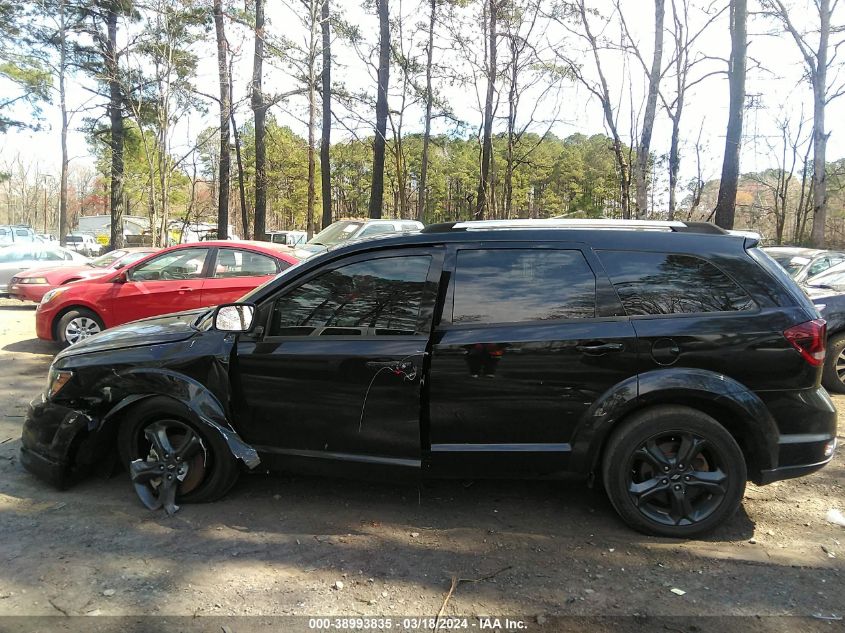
0;244;89;295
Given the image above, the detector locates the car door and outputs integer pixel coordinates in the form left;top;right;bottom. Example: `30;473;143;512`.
107;247;210;324
232;247;443;475
427;243;639;477
200;247;285;307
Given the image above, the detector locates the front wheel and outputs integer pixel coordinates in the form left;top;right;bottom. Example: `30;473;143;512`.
117;397;239;514
56;308;104;347
602;405;746;538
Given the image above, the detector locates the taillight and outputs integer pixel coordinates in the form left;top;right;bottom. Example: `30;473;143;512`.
783;319;827;366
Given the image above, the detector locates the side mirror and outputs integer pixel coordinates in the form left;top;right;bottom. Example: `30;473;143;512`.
114;271;128;283
213;303;255;332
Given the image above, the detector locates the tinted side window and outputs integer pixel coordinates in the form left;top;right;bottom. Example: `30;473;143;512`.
599;250;755;316
452;249;596;324
270;255;432;336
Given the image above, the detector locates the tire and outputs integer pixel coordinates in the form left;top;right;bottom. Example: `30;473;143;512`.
821;334;845;394
56;308;104;348
602;405;747;538
117;397;239;512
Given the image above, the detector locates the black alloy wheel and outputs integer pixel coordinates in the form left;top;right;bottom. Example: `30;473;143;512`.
603;405;746;537
626;431;727;527
117;397;240;514
129;419;207;515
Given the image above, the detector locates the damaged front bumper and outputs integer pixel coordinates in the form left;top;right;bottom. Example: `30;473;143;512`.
20;394;100;488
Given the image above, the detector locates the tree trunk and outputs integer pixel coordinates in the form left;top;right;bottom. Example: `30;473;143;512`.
475;0;497;221
368;0;390;219
320;0;332;231
307;0;318;239
810;0;830;247
634;0;665;218
417;0;436;222
58;0;69;246
252;0;267;240
106;5;124;249
231;109;249;240
214;0;230;240
714;0;747;229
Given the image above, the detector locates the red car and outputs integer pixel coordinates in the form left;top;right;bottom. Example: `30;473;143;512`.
9;247;157;303
36;241;299;346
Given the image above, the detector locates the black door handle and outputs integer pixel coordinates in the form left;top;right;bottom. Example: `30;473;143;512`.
576;342;625;355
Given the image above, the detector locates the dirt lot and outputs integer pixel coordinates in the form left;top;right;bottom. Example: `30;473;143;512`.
0;300;843;631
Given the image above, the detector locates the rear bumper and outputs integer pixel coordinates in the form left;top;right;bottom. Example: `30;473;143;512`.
757;435;837;484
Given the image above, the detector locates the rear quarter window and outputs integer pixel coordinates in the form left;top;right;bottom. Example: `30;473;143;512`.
598;250;756;316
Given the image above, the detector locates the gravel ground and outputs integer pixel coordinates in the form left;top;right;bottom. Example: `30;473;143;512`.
0;300;843;631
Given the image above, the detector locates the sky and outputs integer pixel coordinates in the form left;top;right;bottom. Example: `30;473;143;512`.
1;0;843;209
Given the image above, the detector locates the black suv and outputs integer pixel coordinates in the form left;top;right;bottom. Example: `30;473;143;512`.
20;220;838;537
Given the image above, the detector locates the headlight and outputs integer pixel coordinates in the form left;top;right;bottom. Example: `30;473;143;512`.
46;367;73;399
19;277;48;284
41;287;70;305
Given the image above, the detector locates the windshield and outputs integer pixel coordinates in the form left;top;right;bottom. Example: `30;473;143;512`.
785;257;810;276
88;250;127;268
307;221;363;247
65;236;83;243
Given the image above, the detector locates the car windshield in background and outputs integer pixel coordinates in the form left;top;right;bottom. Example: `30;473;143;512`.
88;250;127;268
785;257;810;276
306;221;363;248
65;236;82;243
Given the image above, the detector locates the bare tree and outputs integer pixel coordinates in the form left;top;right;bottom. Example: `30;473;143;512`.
417;0;437;221
368;0;390;219
320;0;332;230
554;0;632;218
475;0;499;220
713;0;747;230
252;0;267;240
764;0;845;247
618;0;665;217
213;0;230;240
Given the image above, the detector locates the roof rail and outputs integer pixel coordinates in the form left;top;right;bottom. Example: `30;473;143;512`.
420;218;734;235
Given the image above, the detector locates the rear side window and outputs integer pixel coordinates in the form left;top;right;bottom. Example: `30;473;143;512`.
270;255;432;336
599;250;755;316
452;249;596;324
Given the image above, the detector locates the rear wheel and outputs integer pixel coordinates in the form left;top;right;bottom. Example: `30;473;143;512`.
821;334;845;394
56;308;104;347
117;397;239;514
602;405;746;538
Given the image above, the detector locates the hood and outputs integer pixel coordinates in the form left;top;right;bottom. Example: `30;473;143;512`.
16;263;90;279
802;284;840;301
56;308;209;358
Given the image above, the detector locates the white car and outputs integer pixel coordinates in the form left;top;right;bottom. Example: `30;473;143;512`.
295;219;424;259
0;244;89;295
64;234;102;257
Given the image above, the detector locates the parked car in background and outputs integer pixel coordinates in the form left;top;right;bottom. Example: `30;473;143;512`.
0;225;39;245
267;230;307;247
9;247;157;303
764;246;845;284
0;244;90;295
35;241;299;346
20;220;837;537
801;264;845;393
295;219;424;259
64;234;103;257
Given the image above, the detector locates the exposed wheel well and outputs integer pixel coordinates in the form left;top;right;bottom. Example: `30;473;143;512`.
595;398;764;482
